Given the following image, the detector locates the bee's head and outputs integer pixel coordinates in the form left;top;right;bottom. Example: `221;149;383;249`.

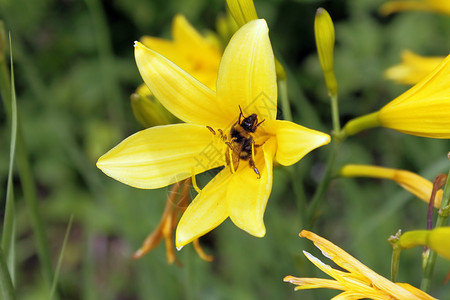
241;114;258;132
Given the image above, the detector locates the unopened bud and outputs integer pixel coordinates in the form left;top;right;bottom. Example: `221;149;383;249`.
314;8;338;98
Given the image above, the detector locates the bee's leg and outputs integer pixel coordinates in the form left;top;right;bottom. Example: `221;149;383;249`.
226;147;236;174
250;142;261;179
249;159;261;179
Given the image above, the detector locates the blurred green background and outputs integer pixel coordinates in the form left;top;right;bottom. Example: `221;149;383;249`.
0;0;449;299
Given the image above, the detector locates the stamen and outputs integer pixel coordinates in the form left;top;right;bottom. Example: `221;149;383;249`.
206;126;216;135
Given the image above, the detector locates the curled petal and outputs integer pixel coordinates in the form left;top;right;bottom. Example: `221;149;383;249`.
265;120;330;166
216;19;277;121
97;124;225;189
228;138;277;237
175;169;232;248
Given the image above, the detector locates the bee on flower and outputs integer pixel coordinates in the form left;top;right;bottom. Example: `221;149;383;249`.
97;19;330;249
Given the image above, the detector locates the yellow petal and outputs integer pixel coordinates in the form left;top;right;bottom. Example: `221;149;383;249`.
265;120;330;166
134;42;228;127
97;124;225;189
384;50;444;85
139;36;189;69
172;14;210;52
227;137;277;237
175;169;232;248
216;19;277;121
379;53;450;138
300;230;430;300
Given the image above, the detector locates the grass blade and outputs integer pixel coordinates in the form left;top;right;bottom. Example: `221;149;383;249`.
0;248;16;300
1;32;17;285
49;215;74;300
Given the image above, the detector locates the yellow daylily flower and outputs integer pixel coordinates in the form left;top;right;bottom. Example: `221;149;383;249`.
342;53;450;139
284;230;437;300
140;14;222;91
380;0;450;16
97;20;330;248
385;50;444;85
340;164;443;208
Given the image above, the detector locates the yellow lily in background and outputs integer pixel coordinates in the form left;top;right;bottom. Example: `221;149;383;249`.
385;50;444;85
342;53;450;139
97;20;330;248
380;0;450;16
140;14;222;91
340;164;443;207
284;230;436;300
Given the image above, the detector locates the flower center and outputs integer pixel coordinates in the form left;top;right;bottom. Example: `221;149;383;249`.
206;106;266;179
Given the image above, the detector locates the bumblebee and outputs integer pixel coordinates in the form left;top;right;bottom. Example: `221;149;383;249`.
208;106;265;178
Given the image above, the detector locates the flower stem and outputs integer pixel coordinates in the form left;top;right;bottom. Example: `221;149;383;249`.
330;94;340;135
306;139;341;225
339;111;380;140
420;168;450;292
278;78;292;122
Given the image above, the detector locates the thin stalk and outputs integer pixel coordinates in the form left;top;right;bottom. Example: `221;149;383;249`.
420;169;450;292
49;215;74;300
278;78;292;122
278;78;308;225
306;139;341;226
390;247;401;282
330;94;340;135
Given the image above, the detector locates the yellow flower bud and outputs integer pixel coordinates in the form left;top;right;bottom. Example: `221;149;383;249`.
340;164;443;207
380;0;450;16
427;227;450;260
314;8;338;98
131;85;179;128
226;0;258;27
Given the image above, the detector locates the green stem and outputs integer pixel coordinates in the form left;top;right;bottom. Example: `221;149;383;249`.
278;78;308;225
278;78;292;122
339;112;380;140
330;94;340;135
306;139;341;226
420;169;450;292
390;247;401;282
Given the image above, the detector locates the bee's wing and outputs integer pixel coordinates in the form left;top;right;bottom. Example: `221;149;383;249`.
230;143;241;172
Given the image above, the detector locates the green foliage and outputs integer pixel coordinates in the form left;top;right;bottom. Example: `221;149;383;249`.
0;0;449;299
